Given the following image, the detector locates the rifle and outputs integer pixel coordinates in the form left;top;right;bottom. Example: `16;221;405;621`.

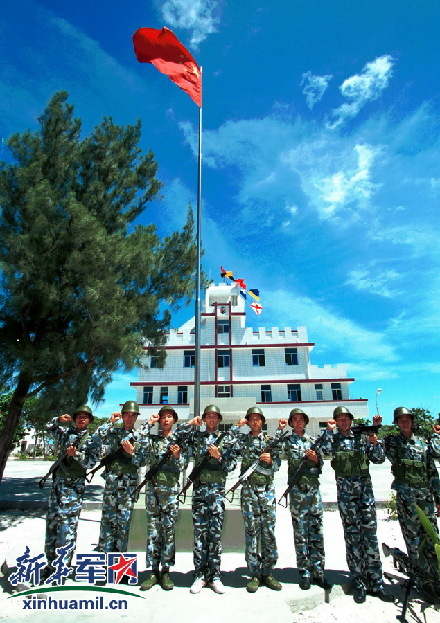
38;431;87;488
86;433;136;482
382;543;414;622
382;541;439;621
226;431;289;503
178;431;228;503
352;424;381;435
133;430;190;499
278;431;327;507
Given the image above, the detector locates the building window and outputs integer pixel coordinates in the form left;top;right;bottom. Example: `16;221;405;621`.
159;387;168;404
252;349;265;366
231;295;238;306
217;350;230;368
285;347;298;365
184;350;195;368
331;383;342;400
150;355;159;368
261;384;272;402
288;384;301;401
218;423;233;432
217;319;229;334
216;385;231;398
143;386;153;404
315;383;323;400
177;386;188;404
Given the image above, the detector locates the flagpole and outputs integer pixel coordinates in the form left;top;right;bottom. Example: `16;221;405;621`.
194;68;203;420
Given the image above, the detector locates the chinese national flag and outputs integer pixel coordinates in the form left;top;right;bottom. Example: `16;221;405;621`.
133;27;202;107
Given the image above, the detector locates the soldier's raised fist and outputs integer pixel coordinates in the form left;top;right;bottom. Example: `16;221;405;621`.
58;414;72;423
236;418;248;427
148;413;160;426
373;415;382;426
109;412;121;423
278;418;288;430
326;419;337;431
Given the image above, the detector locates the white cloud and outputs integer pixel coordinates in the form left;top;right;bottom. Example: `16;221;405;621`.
327;55;394;129
157;0;220;47
345;267;401;298
265;289;397;362
313;144;378;218
300;71;333;109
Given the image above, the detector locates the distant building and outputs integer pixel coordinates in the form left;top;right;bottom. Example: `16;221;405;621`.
131;283;368;434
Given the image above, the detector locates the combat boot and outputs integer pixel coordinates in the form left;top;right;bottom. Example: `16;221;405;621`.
298;575;311;590
140;573;159;591
352;579;366;604
246;576;261;593
160;572;174;591
367;584;394;602
262;575;282;591
312;574;333;591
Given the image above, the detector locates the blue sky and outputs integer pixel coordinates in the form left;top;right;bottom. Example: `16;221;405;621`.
2;0;440;423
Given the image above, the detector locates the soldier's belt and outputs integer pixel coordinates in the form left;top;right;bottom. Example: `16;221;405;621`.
288;475;319;489
153;471;179;487
245;471;273;486
393;459;428;487
197;469;226;484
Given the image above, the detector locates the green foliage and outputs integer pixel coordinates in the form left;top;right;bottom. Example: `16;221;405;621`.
353;417;371;426
87;416;108;434
0;92;197;477
385;491;398;520
0;392;29;448
410;408;437;438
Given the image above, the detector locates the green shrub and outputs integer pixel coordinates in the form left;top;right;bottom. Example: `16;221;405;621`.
385;492;398;520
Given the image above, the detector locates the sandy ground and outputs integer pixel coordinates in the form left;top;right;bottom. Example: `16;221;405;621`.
1;460;439;623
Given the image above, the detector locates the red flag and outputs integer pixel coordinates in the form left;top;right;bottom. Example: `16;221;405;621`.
133;27;202;107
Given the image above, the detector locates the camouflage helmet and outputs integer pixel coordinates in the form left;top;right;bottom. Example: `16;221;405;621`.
72;405;94;422
393;406;413;425
288;407;309;426
121;400;140;415
202;404;222;421
246;406;266;424
158;406;178;423
333;406;353;420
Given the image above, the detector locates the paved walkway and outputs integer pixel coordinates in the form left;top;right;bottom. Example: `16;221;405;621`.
0;458;395;509
1;457;439;623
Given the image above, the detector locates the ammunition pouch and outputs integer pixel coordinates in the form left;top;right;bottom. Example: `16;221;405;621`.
288;459;319;488
392;458;428;488
198;469;226;484
154;470;179;487
331;450;369;478
59;458;87;479
247;471;272;486
107;454;138;476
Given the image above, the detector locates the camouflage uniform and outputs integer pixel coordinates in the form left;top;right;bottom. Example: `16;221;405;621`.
322;429;385;590
230;427;280;578
45;417;96;567
133;427;188;570
91;422;140;552
384;431;440;597
178;423;237;582
281;432;324;582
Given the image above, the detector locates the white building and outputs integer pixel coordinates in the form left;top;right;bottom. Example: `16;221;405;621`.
131;283;369;434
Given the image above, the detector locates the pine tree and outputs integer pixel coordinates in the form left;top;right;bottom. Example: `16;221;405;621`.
0;92;196;480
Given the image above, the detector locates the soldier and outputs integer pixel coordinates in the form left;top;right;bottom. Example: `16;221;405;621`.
231;406;282;593
384;406;440;601
278;408;329;591
178;404;237;594
134;406;187;591
322;406;393;604
92;400;141;553
43;405;96;579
